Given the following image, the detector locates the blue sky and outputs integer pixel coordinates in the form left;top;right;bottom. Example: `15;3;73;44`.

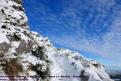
23;0;121;70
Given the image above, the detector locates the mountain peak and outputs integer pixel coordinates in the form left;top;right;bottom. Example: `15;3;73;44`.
0;0;28;30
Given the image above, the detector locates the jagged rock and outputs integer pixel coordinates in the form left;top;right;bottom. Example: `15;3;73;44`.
12;5;24;11
16;40;33;54
0;42;10;57
13;0;22;4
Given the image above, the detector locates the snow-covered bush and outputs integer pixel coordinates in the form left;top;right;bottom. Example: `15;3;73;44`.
1;25;7;29
13;32;21;41
30;63;50;80
12;5;24;11
80;70;89;81
31;46;47;60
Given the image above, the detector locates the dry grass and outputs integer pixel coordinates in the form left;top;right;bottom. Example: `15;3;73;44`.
3;58;23;80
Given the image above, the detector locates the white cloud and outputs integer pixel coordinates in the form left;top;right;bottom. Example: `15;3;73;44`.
47;2;121;66
25;0;121;67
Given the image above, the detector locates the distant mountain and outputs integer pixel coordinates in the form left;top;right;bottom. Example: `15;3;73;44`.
0;0;113;81
107;70;121;81
110;75;121;81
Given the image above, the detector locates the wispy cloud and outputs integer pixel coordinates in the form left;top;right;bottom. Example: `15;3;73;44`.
24;0;121;68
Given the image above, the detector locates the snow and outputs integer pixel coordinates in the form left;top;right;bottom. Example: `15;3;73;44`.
0;33;9;43
0;0;113;81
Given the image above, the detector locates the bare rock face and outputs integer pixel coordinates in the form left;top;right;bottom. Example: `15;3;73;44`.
0;42;10;57
16;40;33;54
0;0;113;81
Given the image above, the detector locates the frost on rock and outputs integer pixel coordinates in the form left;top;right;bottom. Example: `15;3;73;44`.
0;0;113;81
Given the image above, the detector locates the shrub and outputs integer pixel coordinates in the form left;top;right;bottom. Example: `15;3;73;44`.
31;46;47;60
1;25;7;29
30;63;50;80
6;32;21;41
80;70;89;81
12;5;24;11
92;64;99;68
13;0;22;4
1;9;5;14
13;32;21;41
2;58;23;80
31;46;51;80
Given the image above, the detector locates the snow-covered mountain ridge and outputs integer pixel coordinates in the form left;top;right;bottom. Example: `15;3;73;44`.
0;0;113;81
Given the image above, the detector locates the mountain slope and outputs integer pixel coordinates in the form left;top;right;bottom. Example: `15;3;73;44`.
0;0;113;81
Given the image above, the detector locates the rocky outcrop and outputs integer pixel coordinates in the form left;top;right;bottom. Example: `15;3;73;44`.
13;0;22;4
0;42;10;57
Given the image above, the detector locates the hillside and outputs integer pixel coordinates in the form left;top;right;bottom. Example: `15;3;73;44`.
0;0;113;81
